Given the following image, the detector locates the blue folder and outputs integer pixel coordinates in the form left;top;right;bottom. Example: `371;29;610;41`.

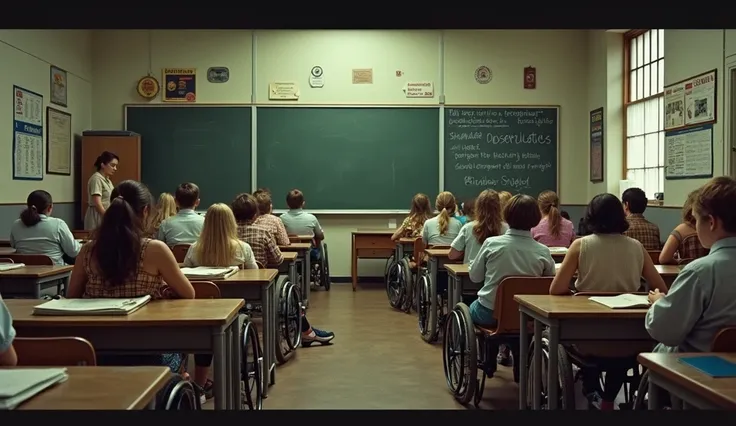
678;355;736;378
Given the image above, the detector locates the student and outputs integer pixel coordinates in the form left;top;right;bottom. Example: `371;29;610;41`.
280;189;324;261
183;202;257;403
659;189;709;264
531;190;576;248
145;192;177;238
10;190;81;265
550;193;667;410
231;193;284;267
498;191;512;209
456;198;476;225
622;187;661;250
646;176;736;354
449;189;508;264
0;295;17;366
232;193;335;346
157;183;205;246
67;180;196;373
422;191;463;247
253;188;290;246
391;193;433;242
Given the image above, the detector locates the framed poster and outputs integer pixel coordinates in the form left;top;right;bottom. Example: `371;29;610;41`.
589;107;604;183
664;69;717;131
50;65;68;107
46;107;72;175
13;85;44;180
162;68;197;102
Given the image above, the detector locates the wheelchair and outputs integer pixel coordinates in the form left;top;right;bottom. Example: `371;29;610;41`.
310;242;331;291
417;266;447;342
240;312;264;410
275;275;304;365
156;375;201;410
385;253;414;312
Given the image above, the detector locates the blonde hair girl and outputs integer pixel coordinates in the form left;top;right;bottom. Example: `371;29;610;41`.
184;203;257;269
146;192;177;237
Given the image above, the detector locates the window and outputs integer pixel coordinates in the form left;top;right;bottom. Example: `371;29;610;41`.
624;29;664;199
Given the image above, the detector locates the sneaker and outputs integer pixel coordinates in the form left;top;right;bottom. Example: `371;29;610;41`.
496;346;513;367
193;379;214;406
302;328;335;346
586;391;603;410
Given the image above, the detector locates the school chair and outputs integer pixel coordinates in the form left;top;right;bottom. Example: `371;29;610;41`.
171;244;191;263
14;336;96;366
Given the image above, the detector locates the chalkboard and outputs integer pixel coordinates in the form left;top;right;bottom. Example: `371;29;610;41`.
443;106;559;201
256;106;440;211
125;105;252;208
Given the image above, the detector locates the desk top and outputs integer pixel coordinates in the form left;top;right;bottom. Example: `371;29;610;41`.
213;268;279;284
446;264;469;275
14;366;171;410
352;229;395;235
279;243;311;251
426;248;451;257
514;294;649;319
6;298;244;327
278;252;298;262
638;352;736;410
398;237;418;244
0;265;74;278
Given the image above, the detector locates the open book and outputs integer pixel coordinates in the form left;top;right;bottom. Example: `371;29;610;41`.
548;247;568;254
588;294;651;309
0;263;25;272
33;295;152;316
0;368;69;410
180;266;238;280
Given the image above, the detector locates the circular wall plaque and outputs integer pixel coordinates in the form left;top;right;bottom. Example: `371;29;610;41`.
137;76;160;99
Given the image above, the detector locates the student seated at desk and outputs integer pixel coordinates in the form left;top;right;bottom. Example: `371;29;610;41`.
253;189;290;246
156;182;205;246
422;191;462;247
67;180;196;373
144;192;177;238
550;193;667;410
498;191;512;209
531;190;575;248
232;193;335;346
622;187;661;250
647;177;736;353
0;294;17;366
183;202;256;403
280;189;324;261
455;197;476;225
659;189;709;264
391;193;433;242
449;189;508;264
10;190;81;265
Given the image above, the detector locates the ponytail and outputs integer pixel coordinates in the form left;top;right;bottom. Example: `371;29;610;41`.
548;205;562;237
20;206;42;227
19;190;52;227
438;208;451;235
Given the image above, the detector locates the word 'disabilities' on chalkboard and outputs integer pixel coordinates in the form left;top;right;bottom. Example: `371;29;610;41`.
443;106;559;200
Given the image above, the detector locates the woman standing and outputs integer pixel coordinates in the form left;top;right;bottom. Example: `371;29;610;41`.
84;151;119;231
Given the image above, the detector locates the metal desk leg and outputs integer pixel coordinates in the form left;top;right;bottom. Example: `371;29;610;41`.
260;280;276;396
447;274;456;308
532;319;543;409
519;310;529;410
396;242;404;260
304;249;312;307
229;320;242;410
547;321;560;409
648;376;663;410
288;262;297;293
426;257;438;342
224;324;233;409
211;328;228;410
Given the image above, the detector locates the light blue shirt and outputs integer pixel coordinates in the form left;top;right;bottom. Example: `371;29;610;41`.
422;216;463;247
469;229;556;310
9;214;81;265
451;221;510;264
646;237;736;353
156;208;205;246
280;209;323;238
0;295;15;355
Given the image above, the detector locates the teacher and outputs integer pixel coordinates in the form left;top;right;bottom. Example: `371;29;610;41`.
84;151;119;230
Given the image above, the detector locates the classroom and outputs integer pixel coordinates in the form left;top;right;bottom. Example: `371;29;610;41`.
1;29;736;410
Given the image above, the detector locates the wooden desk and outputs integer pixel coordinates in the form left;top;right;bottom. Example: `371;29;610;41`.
638;352;736;410
445;264;476;308
0;239;10;247
421;248;461;343
210;268;278;397
270;251;298;295
0;247;16;255
0;265;73;298
515;295;651;410
13;366;171;410
351;229;395;291
7;298;243;411
289;235;313;244
279;242;312;306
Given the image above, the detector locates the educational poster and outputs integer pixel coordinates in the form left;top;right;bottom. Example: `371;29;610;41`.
589;107;604;183
46;107;72;175
664;124;713;180
12;85;44;180
162;68;196;102
664;69;717;130
50;65;68;107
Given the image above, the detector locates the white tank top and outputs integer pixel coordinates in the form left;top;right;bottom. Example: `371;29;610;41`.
575;234;645;292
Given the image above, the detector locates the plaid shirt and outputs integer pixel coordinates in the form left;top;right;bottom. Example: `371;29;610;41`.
237;221;283;266
624;214;661;250
672;229;709;261
254;214;290;246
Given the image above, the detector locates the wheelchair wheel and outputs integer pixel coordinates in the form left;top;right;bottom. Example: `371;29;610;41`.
384;254;395;284
398;257;414;313
385;258;406;310
442;303;477;405
276;278;303;365
320;243;330;291
156;376;201;410
526;329;576;409
241;316;264;410
417;270;432;340
633;369;649;410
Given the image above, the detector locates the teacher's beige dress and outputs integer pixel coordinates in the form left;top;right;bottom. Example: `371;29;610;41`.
84;171;114;230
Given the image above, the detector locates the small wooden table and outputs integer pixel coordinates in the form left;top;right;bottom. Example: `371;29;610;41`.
515;295;651;410
445;264;477;308
288;235;313;244
13;366;171;410
396;237;417;260
269;251;298;293
279;242;312;306
210;269;279;397
6;298;243;410
351;229;395;291
638;352;736;410
0;265;73;298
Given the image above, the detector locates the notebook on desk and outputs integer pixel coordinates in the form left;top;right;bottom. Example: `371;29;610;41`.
180;266;238;279
33;295;152;316
679;355;736;378
0;263;25;272
0;368;69;410
588;294;650;309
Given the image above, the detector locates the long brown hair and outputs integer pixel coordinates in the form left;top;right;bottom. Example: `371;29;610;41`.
435;191;457;235
538;190;562;237
682;189;699;227
498;191;512;209
473;190;503;243
461;198;476;220
407;193;432;233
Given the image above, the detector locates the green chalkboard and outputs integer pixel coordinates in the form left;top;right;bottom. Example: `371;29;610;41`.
443;106;559;201
256;107;440;211
125;105;252;208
